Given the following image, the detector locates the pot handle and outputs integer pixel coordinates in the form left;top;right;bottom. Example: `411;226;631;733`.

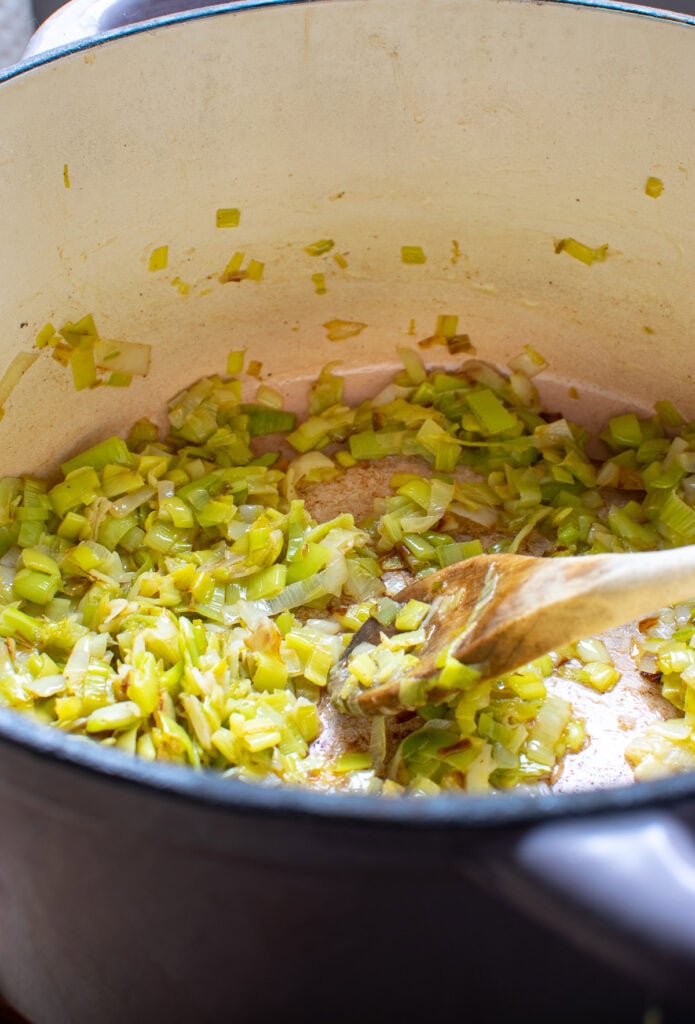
505;808;695;1003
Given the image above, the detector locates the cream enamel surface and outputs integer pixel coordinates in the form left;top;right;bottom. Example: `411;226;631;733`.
0;1;694;477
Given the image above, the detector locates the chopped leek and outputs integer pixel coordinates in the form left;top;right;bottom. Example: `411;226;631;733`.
148;246;168;271
324;320;367;342
401;246;426;265
220;251;244;281
227;350;245;375
312;273;327;295
0;352;39;419
246;260;264;282
1;337;693;798
35;315;151;390
554;237;609;265
94;337;151;378
216;208;241;228
304;239;334;257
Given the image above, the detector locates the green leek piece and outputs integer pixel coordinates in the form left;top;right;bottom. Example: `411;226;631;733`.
350;430;407;460
101;466;144;499
395;599;430;632
415;419;457;457
398;347;426;385
308;362;344;415
59;315;97;347
246;260;264;282
17;479;51;548
148;246;168;271
144;522;188;554
295;702;320;742
0;523;19;557
253;652;289;691
525;694;572;767
434;655;481;690
509;345;547;379
227;350;245;375
220;251;245;282
447;334;472;356
255;385;283;410
13;569;60;605
241;405;296;437
435;314;459;340
246;564;287;600
70;346;96;391
402;534;436;561
507;668;547;700
65;541;105;573
654;399;684;428
573;662;621;693
50;467;100;517
286;543;330;582
216;208;241;228
437;539;484;567
62;436;131;476
564;719;587;753
160;496;195;529
275;610;294;635
35;323;58;349
334;751;371;772
0;606;41;642
323;319;367;342
127;419;159;448
401;245;426;265
575;637;611;664
606;413;643;450
659;492;695;542
304;239;334;257
607;507;658;548
554;237;609;265
106;373;133;388
86;701;142;733
466;389;518;435
127;656;160;715
20;548;61;577
303;645;334;687
94;338;151;377
0;477;21;522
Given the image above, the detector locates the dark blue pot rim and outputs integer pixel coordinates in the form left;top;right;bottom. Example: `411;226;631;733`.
0;0;694;829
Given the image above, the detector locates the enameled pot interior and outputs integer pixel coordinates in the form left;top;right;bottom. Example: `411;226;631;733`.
1;0;695;822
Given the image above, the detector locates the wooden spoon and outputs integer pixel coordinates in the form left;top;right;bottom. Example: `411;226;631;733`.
329;547;695;715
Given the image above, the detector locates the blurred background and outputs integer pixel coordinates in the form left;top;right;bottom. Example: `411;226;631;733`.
0;0;694;71
28;0;695;29
27;0;695;16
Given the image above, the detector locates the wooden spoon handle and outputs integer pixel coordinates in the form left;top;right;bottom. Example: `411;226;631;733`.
446;545;695;679
515;545;695;636
354;546;695;715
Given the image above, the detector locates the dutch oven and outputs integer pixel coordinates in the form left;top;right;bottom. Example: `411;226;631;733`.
2;1;695;1020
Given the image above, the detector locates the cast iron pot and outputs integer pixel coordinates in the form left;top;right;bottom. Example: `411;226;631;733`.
3;1;695;1020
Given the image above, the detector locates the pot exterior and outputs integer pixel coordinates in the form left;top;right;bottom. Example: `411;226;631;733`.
0;738;668;1024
